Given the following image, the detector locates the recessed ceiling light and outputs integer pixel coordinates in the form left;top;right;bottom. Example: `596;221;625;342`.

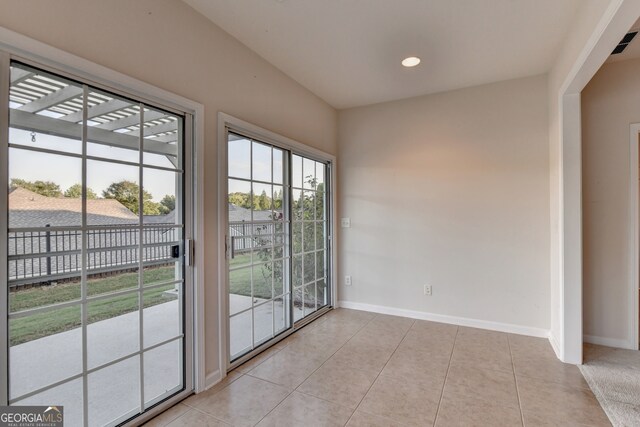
402;56;421;67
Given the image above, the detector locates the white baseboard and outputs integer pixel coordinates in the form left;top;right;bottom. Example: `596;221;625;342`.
203;369;222;391
583;334;634;350
337;300;549;338
549;332;562;359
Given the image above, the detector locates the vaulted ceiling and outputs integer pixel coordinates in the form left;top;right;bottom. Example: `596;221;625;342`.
185;0;588;109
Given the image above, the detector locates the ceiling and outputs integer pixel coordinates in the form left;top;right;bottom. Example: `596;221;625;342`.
185;0;585;109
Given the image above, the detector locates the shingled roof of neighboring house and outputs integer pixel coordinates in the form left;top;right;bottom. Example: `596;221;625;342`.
8;187;175;228
228;203;280;222
144;210;177;224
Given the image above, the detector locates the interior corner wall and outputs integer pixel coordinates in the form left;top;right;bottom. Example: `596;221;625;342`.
582;58;640;348
547;0;618;362
0;0;338;379
337;74;550;333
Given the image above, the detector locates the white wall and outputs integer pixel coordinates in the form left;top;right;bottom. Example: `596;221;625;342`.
547;0;618;362
582;58;640;348
337;74;550;333
0;0;337;380
546;0;640;362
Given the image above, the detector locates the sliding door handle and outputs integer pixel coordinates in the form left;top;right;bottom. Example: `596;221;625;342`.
230;236;236;259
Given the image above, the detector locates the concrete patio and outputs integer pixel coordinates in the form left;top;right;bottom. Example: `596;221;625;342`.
11;300;181;426
10;294;291;426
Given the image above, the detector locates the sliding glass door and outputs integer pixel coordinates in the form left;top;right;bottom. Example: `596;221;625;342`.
3;61;191;426
292;155;329;321
226;131;331;364
227;133;289;361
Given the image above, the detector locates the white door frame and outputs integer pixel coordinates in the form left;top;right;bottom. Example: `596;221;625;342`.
555;0;640;364
0;26;206;423
629;123;640;350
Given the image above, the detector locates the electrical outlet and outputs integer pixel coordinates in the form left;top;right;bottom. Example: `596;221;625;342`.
341;218;351;228
345;275;352;286
424;285;432;296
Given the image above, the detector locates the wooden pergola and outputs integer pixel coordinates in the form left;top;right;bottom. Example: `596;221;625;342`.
8;65;179;163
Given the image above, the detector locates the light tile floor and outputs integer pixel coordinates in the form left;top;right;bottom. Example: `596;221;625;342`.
145;308;612;427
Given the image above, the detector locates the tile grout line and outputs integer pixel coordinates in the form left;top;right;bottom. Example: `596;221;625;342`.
295;388;362;408
233;343;289;376
250;311;377;426
232;317;325;375
343;318;417;427
181;372;245;409
175;404;232;426
183;386;246;426
233;341;289;374
512;371;594;391
181;405;233;426
432;325;460;427
507;335;526;427
149;403;193;427
167;373;248;426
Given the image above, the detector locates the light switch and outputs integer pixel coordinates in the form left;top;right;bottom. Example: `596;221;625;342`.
341;218;351;228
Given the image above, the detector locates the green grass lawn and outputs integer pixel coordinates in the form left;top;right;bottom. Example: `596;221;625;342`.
229;252;284;299
229;252;253;297
9;267;176;346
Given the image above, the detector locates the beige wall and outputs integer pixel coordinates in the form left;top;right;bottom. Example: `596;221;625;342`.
337;74;550;331
582;58;640;346
0;0;337;378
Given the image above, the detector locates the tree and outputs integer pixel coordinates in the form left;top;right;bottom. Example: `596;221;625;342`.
159;195;175;214
228;192;251;209
10;178;62;197
64;183;97;199
143;201;162;215
253;190;271;211
102;180;160;215
292;176;322;222
273;188;283;210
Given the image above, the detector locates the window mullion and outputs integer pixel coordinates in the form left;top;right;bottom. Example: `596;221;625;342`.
138;103;145;412
81;83;89;427
0;50;11;407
